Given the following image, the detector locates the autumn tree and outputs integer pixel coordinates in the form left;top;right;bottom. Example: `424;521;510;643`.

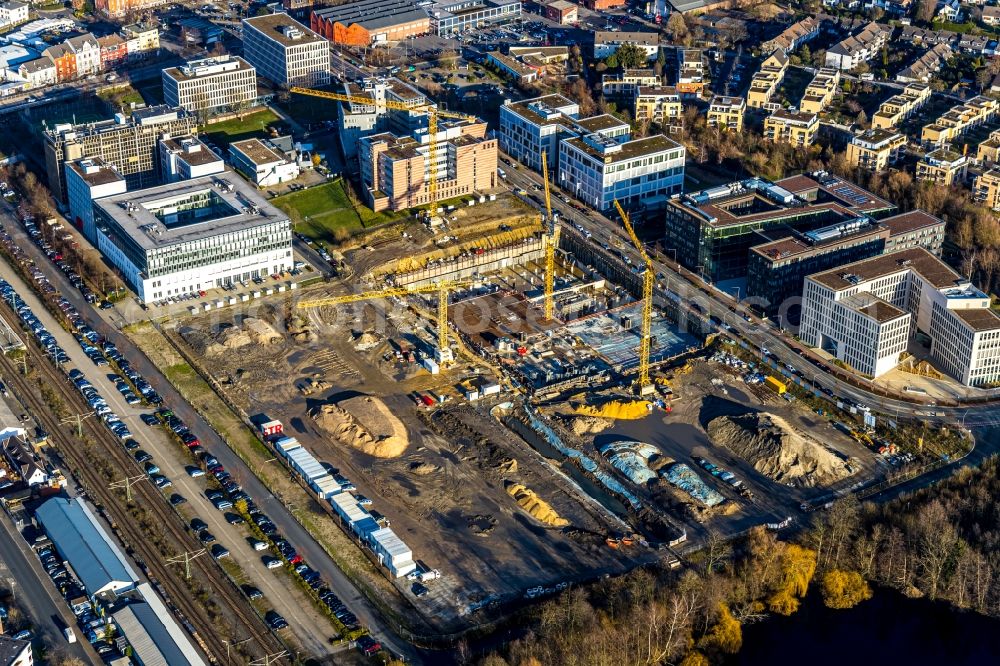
916;0;937;23
698;603;742;657
768;543;818;615
821;570;873;609
667;12;689;44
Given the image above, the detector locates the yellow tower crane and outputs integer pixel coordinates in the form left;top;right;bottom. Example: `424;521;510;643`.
297;281;471;365
290;87;476;204
541;151;560;321
614;200;655;396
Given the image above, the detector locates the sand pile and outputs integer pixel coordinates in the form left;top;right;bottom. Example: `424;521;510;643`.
311;395;408;457
243;317;282;345
409;460;442;475
496;458;518;475
565;415;613;436
575;400;652;420
286;313;315;343
215;325;252;351
353;331;381;350
505;483;569;527
707;413;853;487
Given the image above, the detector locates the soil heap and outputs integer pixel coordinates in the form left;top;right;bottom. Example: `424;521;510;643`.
311;395;409;458
505;483;569;527
564;415;613;436
574;400;652;420
707;412;853;487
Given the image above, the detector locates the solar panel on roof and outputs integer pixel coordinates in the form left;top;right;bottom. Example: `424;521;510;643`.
832;185;868;204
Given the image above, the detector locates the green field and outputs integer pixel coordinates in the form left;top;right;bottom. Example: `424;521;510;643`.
97;85;146;110
200;109;282;146
272;179;407;243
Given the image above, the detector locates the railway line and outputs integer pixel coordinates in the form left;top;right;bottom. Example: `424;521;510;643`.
0;300;288;664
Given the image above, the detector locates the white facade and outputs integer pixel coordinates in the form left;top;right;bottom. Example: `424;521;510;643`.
65;158;127;244
68;35;101;77
499;94;580;172
593;31;659;60
367;527;416;578
162;55;257;114
242;14;329;87
18;58;56;88
159;136;225;182
229;138;300;187
0;2;28;28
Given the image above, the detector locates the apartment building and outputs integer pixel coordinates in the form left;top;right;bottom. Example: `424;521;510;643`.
65;158;127;244
799;67;840;115
0;1;27;28
486;52;538;83
761;17;820;53
543;0;577;23
359;118;497;210
976;128;1000;164
664;172;896;282
336;77;427;158
162;55;257;115
872;82;931;129
96;0;168;17
973;168;1000;210
921;96;999;147
159;136;225;183
242;14;329;87
44;105;198;205
824;22;887;71
747;49;788;110
706;96;745;132
92;174;292;303
229;138;300;187
676;48;704;96
311;0;431;45
121;23;160;57
916;147;969;186
634;86;682;131
896;43;952;83
593;31;659;60
0;637;32;666
764;109;818;146
601;68;659;96
19;58;55;88
845;129;907;172
800;248;1000;385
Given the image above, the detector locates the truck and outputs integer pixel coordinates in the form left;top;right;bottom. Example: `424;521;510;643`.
63;627;76;643
765;376;786;394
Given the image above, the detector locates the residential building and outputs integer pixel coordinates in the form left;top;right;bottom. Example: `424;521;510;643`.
872;82;931;129
824;22;887;71
799;67;840;115
92;174;292;302
96;0;169;17
0;637;31;666
121;23;160;59
896;43;952;83
43;105;198;205
492;46;567;82
242;14;330;87
634;86;682;131
359;117;497;210
706;95;745;132
800;248;1000;385
676;48;704;96
544;0;577;23
976;128;1000;164
487;51;538;83
747;49;788;110
159;136;225;183
664;172;895;282
65;158;128;243
761;17;820;53
97;34;128;70
66;34;101;77
426;0;521;36
764;109;818;146
18;57;55;88
921;96;999;147
593;31;659;60
916;147;969;185
498;93;581;172
984;6;1000;25
310;0;430;45
229;138;301;187
582;0;624;7
558;130;685;213
845;128;907;172
43;43;76;82
162;55;258;115
0;2;28;28
601;68;659;96
973;168;1000;210
936;0;961;21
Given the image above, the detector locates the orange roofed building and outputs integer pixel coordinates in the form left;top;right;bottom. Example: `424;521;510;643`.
311;0;430;46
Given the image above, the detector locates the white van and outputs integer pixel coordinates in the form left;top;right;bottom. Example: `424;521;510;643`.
64;627;76;643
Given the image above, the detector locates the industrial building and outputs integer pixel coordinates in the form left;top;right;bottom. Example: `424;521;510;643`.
229;138;300;187
800;248;1000;385
161;55;258;115
35;496;139;599
112;584;206;666
242;14;329;87
65;157;128;244
845;129;907;173
92;173;292;302
664;172;895;282
43;105;197;205
310;0;430;45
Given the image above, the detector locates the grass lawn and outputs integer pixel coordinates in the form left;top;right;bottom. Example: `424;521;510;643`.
97;85;146;110
200;109;281;146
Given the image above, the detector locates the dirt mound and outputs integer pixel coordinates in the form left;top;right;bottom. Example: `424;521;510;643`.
311;395;408;458
286;313;315;344
243;317;282;345
707;413;853;487
565;415;613;436
409;460;442;475
496;458;518;475
354;331;381;350
505;483;569;527
574;400;651;420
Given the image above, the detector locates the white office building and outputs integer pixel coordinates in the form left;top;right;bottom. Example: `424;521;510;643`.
241;14;329;87
159;136;225;182
800;248;1000;385
229;138;300;187
92;173;292;302
499;94;580;172
161;55;257;115
65;157;128;244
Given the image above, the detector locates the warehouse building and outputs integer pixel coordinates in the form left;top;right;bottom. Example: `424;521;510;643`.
112;584;206;666
242;14;329;87
35;496;139;599
311;0;430;45
92;174;292;303
162;55;258;116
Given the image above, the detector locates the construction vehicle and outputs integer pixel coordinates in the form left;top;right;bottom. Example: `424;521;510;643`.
540;151;560;321
297;281;471;365
290;87;476;204
613;200;655;396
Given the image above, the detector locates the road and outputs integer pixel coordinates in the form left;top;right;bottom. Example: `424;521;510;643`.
0;204;424;662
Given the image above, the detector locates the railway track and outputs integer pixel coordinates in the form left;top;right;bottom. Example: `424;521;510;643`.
0;303;287;664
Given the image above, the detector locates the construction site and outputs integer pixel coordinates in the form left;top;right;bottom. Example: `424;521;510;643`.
161;179;886;631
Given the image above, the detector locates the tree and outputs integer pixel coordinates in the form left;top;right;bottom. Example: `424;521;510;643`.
679;651;710;666
667;12;689;43
821;570;873;609
916;0;937;23
768;544;817;616
699;603;742;656
437;50;459;71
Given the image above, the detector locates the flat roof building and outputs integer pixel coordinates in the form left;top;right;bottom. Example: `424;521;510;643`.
707;95;745;132
593;31;659;60
916;147;969;186
846;128;907;173
872;82;931;129
747;49;788;111
920;95;998;147
162;55;257;116
229;138;300;187
311;0;431;45
159;136;225;183
973;168;1000;211
800;67;840;115
764;109;818;146
92;173;292;302
336;77;427;158
0;637;31;666
428;0;522;36
242;14;329;87
65;157;128;244
634;85;683;131
677;48;704;96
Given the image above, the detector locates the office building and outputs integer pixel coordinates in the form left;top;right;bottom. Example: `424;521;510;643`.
159;136;225;182
593;31;659;60
498;93;581;172
920;96;998;147
872;82;931;129
229;138;300;187
336;77;427;158
544;0;577;24
800;67;840;115
310;0;430;45
634;86;682;131
664;172;895;282
764;109;818;146
44;105;197;205
706;96;745;132
242;14;329;87
800;248;1000;385
676;48;704;96
761;17;819;53
916;147;968;185
428;0;521;36
162;55;257;115
824;22;887;71
973;168;1000;210
359;117;497;210
92;174;292;302
846;129;907;173
65;157;128;244
487;51;538;83
747;49;788;110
